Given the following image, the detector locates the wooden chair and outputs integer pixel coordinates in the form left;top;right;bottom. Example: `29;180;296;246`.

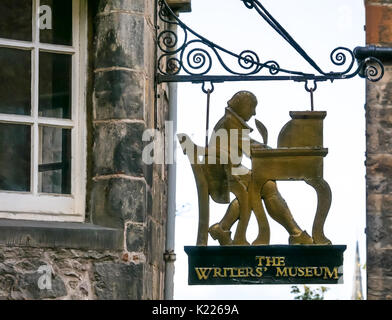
177;133;252;246
177;133;211;245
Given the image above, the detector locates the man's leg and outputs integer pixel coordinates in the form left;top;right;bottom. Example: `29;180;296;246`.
209;199;239;245
262;181;313;244
220;198;240;231
209;170;251;245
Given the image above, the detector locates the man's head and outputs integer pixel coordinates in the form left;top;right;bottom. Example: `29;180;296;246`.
228;91;258;121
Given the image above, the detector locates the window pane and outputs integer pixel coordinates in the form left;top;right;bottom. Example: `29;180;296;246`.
0;123;31;192
40;0;72;46
0;48;31;115
39;52;72;119
39;126;71;194
0;0;32;41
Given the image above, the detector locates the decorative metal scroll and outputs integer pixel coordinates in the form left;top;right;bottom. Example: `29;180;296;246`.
156;0;384;84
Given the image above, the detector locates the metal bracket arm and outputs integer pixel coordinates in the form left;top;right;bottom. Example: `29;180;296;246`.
156;0;385;85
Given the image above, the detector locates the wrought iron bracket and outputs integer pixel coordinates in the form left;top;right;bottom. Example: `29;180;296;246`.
156;0;385;87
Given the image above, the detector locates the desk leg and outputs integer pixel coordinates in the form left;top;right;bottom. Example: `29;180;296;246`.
250;180;270;245
231;181;252;246
305;178;332;245
192;165;209;246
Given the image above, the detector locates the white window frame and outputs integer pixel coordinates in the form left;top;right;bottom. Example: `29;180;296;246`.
0;0;87;222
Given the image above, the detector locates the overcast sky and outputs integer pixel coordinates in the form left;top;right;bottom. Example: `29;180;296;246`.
173;0;366;300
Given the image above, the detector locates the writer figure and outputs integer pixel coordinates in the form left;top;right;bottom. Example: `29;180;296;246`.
206;91;313;246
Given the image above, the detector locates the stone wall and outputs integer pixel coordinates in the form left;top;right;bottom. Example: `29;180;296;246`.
0;247;122;300
0;0;176;300
365;0;392;300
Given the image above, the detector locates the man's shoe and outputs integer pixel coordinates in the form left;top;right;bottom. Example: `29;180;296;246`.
289;231;313;245
209;223;233;245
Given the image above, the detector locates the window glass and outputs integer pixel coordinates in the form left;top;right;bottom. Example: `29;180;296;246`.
39;52;72;119
40;0;72;46
0;0;32;41
0;48;31;115
0;0;85;219
38;126;71;194
0;123;31;192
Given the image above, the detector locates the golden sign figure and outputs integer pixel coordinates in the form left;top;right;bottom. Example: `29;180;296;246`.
178;90;331;246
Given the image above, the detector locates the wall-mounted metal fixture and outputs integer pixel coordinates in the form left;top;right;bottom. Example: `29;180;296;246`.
156;0;385;87
354;45;392;62
354;45;392;79
166;0;191;13
160;0;375;287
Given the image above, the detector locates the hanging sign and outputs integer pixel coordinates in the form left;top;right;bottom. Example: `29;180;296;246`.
185;246;345;285
178;89;346;286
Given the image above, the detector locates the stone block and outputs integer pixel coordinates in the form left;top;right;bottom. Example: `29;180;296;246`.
145;163;153;188
152;266;164;299
366;126;392;154
143;265;153;299
156;178;169;223
126;223;146;252
366;153;392;193
147;220;164;269
367;193;382;213
144;20;155;79
95;12;144;70
367;248;392;277
146;188;153;216
94;70;144;121
367;105;392;127
367;213;392;249
142;264;163;300
93;122;146;177
0;219;123;250
91;178;147;228
366;3;392;45
368;276;392;300
144;78;155;128
19;272;67;300
98;0;145;13
365;0;392;5
93;262;143;299
144;0;155;20
380;194;392;214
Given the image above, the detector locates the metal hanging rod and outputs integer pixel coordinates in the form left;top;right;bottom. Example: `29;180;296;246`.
156;0;385;85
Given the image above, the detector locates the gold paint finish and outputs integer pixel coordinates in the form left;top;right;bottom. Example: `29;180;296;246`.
178;91;332;246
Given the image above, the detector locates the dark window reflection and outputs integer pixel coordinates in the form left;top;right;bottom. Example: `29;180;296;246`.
40;0;72;46
39;52;72;119
0;123;31;192
0;0;32;41
39;126;71;194
0;48;31;115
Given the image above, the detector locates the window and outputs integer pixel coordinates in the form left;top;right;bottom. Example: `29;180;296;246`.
0;0;87;222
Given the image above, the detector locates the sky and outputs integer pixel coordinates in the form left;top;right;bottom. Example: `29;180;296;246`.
172;0;367;300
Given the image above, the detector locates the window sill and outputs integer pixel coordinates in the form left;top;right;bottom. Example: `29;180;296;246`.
0;219;123;251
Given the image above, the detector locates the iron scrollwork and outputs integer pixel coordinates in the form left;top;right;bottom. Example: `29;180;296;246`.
156;0;384;84
157;1;280;78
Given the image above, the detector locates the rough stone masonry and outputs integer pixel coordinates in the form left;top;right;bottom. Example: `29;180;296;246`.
365;0;392;300
0;0;176;299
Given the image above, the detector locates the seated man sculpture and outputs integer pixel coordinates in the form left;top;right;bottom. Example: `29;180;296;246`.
206;90;313;245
